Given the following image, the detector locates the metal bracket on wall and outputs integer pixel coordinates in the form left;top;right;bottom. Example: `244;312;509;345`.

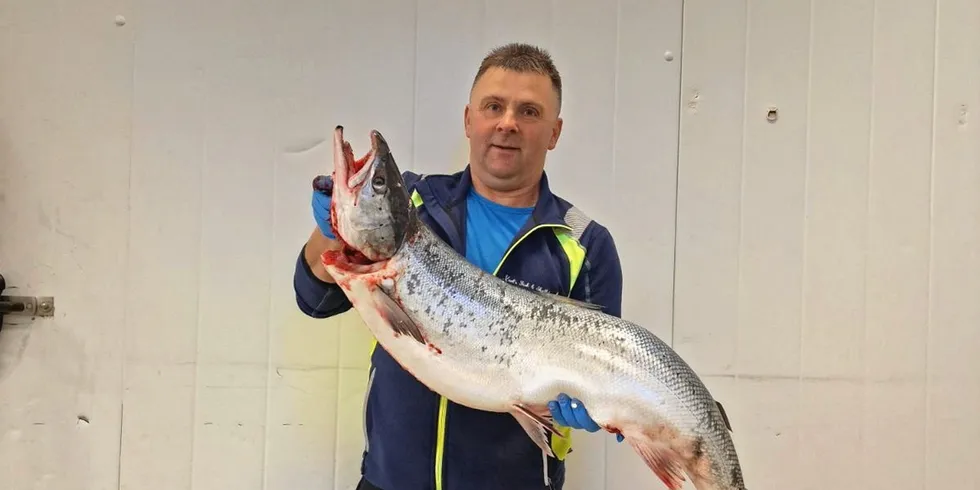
0;273;55;332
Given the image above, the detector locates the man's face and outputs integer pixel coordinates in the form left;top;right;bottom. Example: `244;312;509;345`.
464;67;563;191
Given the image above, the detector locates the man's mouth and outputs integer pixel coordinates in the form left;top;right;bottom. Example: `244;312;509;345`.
491;144;519;151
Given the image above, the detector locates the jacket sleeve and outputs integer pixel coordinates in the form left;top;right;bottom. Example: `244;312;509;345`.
292;170;424;319
572;222;624;318
293;243;353;318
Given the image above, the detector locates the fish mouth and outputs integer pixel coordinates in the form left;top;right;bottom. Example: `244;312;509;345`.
334;125;383;194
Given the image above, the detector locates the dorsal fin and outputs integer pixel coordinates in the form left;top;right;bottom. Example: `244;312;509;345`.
715;400;732;432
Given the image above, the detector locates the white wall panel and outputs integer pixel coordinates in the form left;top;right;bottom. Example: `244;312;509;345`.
119;0;203;486
928;0;980;486
676;1;980;490
0;1;134;490
268;2;351;489
597;2;685;488
673;0;747;381
415;1;484;175
798;1;875;487
192;0;282;486
863;1;936;488
2;0;979;489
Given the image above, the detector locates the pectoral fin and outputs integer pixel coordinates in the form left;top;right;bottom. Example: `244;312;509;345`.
373;288;426;345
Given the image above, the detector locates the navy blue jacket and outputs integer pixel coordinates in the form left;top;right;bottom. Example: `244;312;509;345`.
293;166;624;490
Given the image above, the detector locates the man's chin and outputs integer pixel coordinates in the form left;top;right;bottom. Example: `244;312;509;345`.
479;160;521;179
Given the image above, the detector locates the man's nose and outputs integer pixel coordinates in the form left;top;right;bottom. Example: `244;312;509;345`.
496;110;518;132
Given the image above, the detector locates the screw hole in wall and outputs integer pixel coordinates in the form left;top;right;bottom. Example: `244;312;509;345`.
766;107;778;123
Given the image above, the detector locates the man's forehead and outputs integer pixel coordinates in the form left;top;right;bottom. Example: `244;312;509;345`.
472;68;558;107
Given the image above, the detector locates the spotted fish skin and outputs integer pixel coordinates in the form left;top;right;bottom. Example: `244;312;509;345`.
322;126;747;490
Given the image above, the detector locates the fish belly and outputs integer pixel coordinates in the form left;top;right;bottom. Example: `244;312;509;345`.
341;270;521;413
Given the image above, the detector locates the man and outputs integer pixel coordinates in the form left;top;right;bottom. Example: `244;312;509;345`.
293;42;624;490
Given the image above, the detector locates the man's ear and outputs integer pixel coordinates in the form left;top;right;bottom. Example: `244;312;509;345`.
463;104;472;138
548;117;563;150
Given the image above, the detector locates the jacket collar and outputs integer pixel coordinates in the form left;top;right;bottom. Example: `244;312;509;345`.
437;165;570;227
413;165;572;254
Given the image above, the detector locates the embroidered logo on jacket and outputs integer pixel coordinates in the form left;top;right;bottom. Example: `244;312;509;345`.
503;274;556;295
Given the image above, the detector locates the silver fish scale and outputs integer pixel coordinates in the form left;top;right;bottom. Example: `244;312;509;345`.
386;225;745;489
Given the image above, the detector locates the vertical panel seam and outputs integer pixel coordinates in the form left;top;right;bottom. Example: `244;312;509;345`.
860;1;879;485
188;55;211;488
412;0;420;173
263;11;287;488
669;0;688;352
119;0;139;485
798;0;816;477
924;0;941;485
606;4;622;485
735;0;751;382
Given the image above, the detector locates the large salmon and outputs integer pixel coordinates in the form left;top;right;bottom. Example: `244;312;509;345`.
320;126;747;490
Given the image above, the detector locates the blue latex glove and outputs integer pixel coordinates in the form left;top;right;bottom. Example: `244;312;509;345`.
311;175;336;239
548;393;625;443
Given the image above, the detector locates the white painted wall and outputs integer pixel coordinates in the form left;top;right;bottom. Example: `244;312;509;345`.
1;0;978;489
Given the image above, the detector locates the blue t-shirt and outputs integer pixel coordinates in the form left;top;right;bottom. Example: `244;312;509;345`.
464;187;533;274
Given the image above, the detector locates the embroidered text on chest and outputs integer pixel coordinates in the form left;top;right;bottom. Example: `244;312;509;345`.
502;274;556;295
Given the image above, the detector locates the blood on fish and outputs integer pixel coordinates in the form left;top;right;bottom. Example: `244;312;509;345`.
343;140;371;175
362;275;384;289
321;249;343;266
319;249;353;289
427;343;442;355
352;154;370;174
320;233;374;268
328;203;341;239
343;246;372;265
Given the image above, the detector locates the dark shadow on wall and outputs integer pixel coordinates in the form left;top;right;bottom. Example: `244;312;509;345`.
0;125;35;385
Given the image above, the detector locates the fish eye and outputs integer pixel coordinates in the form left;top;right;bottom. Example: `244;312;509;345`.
372;174;386;191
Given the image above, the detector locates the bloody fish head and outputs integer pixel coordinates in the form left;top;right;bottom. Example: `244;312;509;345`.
328;125;417;266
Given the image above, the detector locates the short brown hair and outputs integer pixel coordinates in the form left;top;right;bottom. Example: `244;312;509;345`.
471;42;563;109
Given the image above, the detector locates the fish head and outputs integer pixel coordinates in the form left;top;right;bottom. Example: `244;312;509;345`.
329;125;417;265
